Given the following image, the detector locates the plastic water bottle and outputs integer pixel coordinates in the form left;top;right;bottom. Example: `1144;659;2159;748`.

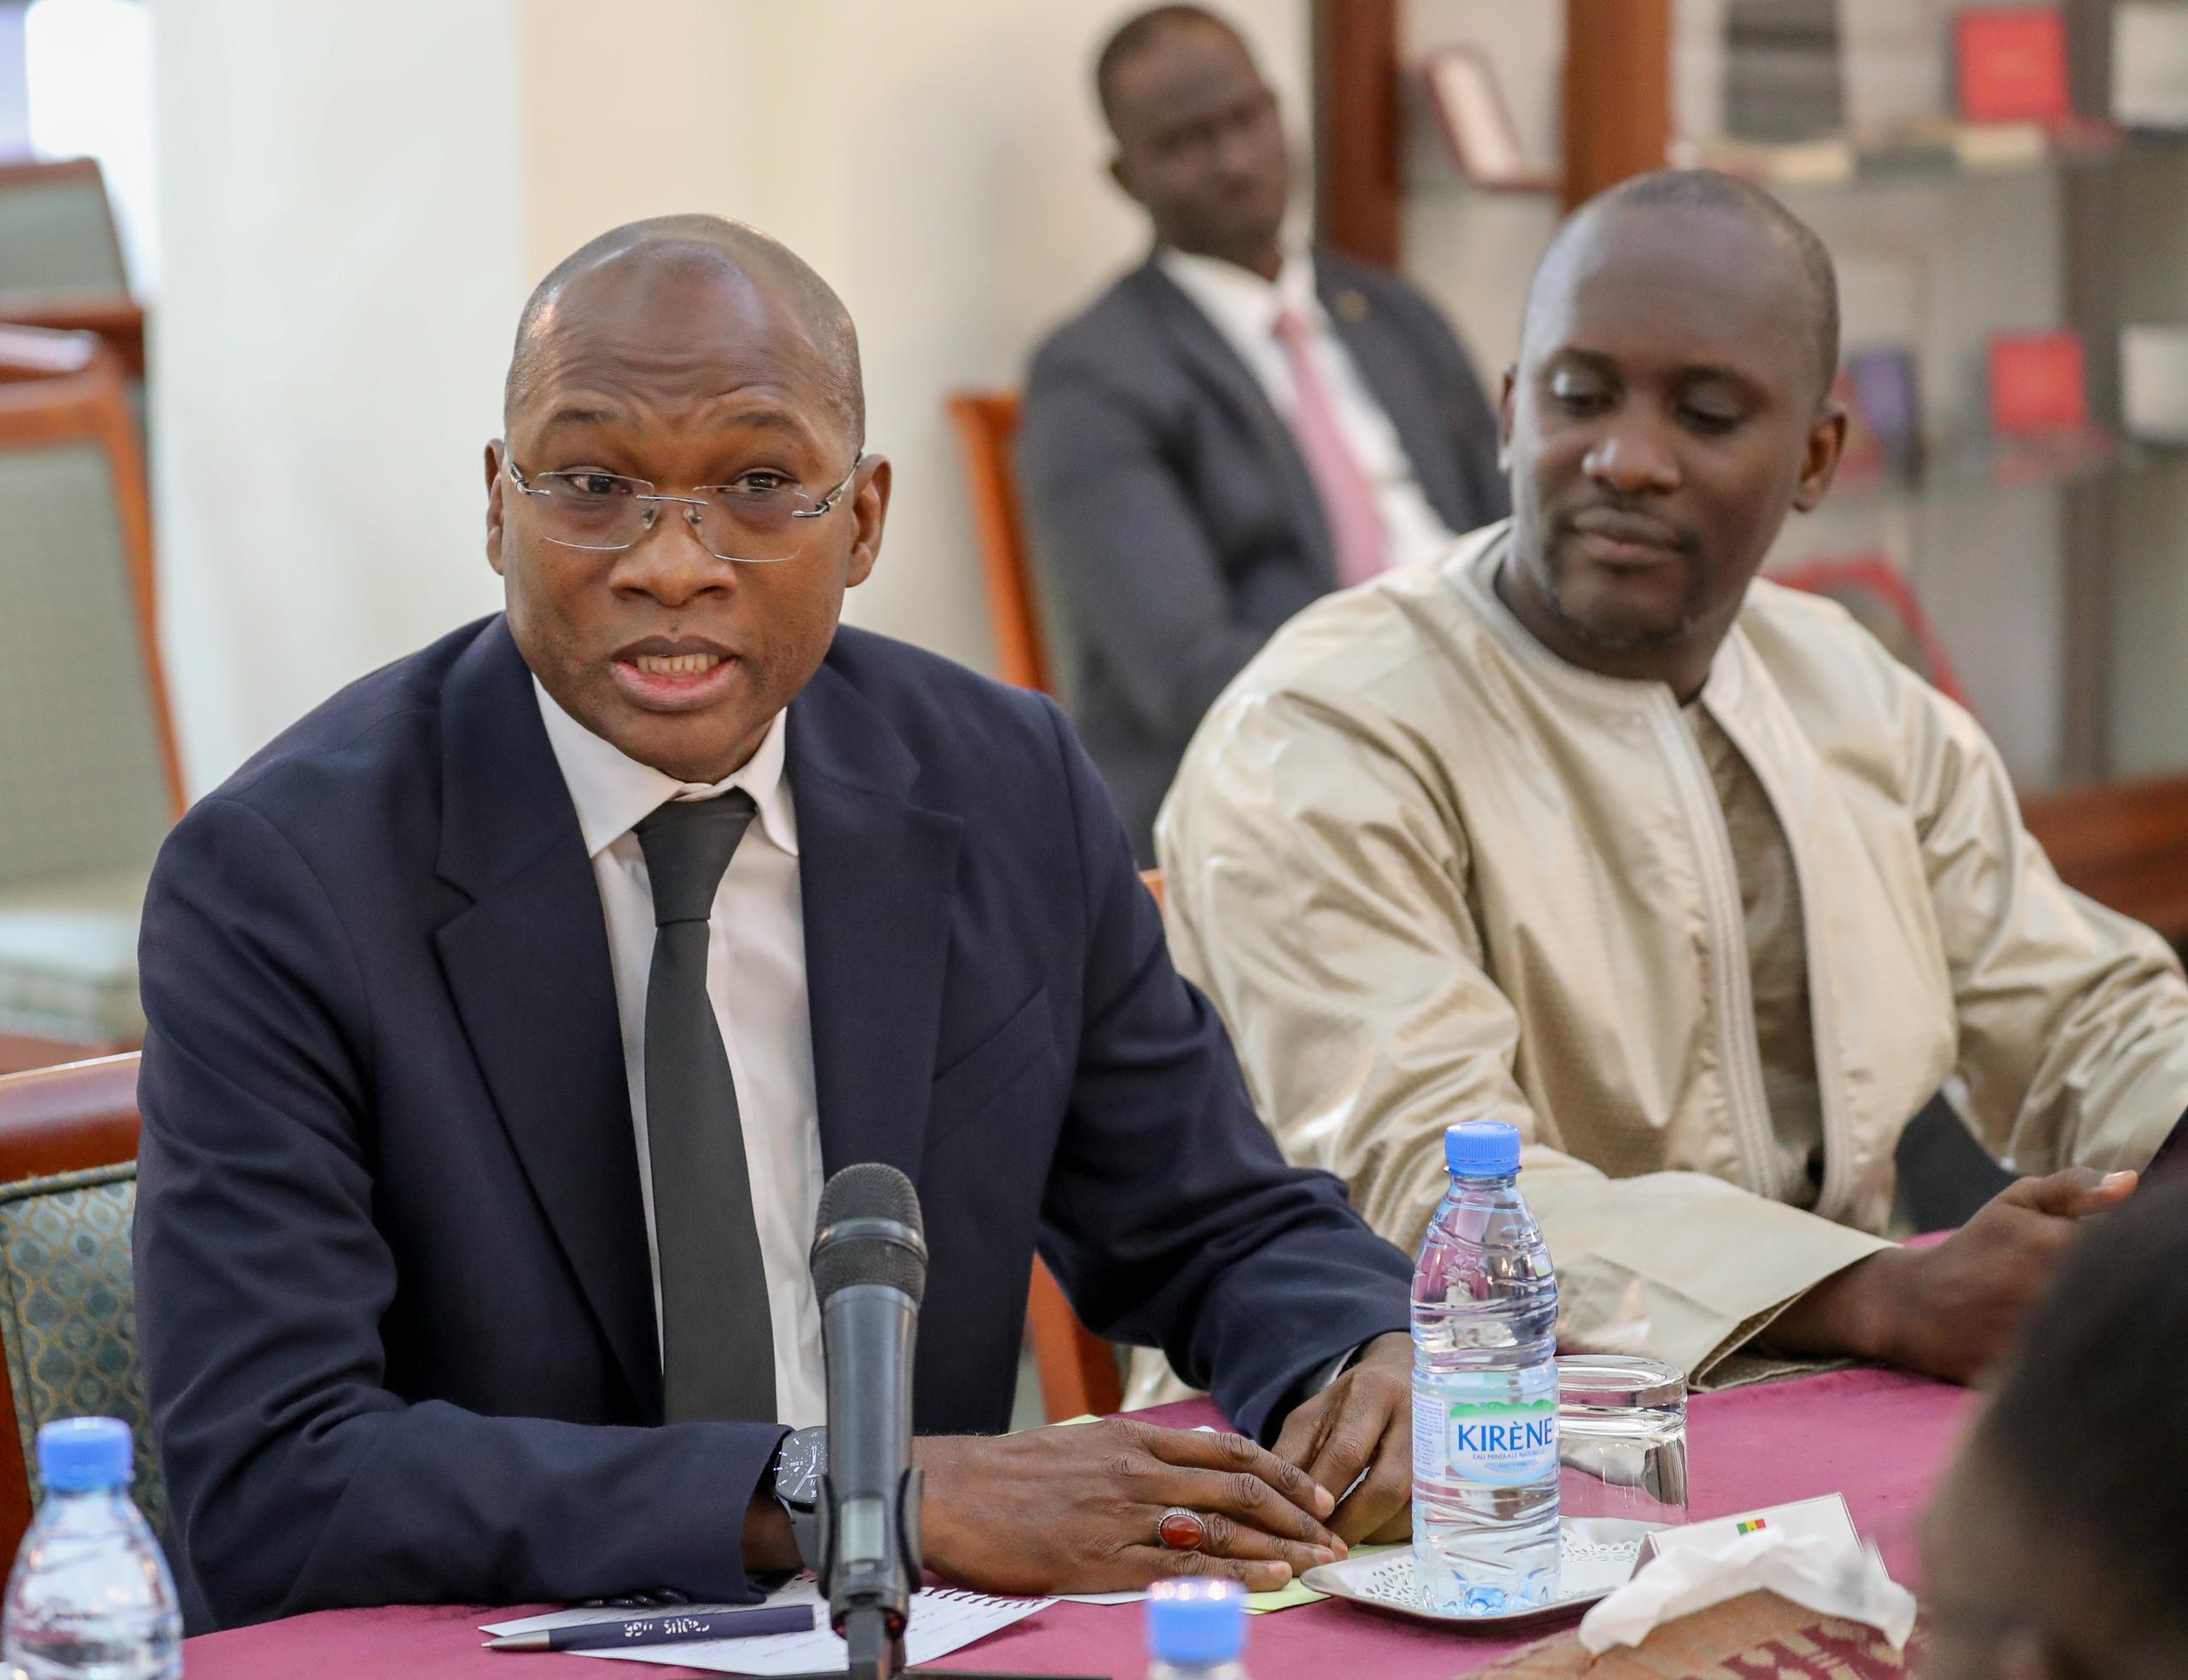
1144;1578;1247;1680
1411;1120;1561;1615
3;1419;181;1680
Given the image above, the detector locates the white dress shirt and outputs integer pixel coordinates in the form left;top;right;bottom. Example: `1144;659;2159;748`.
1157;246;1458;573
534;679;827;1428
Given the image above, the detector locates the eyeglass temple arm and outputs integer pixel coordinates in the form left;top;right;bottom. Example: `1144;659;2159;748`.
793;462;864;520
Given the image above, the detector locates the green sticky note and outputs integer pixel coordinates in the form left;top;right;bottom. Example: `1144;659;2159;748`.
1245;1542;1404;1614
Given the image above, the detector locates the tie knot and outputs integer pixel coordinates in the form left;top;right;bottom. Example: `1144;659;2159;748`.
1272;307;1311;346
635;791;759;925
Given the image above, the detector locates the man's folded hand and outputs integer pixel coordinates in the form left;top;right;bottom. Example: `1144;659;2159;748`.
914;1417;1347;1595
1769;1166;2138;1383
1272;1330;1412;1544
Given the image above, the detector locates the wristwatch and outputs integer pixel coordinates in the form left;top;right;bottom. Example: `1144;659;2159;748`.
768;1426;828;1572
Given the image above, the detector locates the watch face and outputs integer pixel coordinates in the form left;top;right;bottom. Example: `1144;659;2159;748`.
775;1430;826;1507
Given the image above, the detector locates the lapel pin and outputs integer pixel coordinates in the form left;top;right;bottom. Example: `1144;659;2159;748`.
1336;290;1369;323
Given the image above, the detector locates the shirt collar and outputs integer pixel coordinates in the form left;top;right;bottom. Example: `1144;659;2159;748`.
1452;525;1745;712
1157;244;1321;342
533;676;799;861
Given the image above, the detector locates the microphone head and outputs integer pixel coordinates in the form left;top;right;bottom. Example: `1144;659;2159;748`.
811;1163;928;1306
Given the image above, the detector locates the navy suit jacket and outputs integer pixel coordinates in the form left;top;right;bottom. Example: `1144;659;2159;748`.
133;615;1411;1630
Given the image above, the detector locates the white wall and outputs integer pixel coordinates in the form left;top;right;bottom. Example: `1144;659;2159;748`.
150;0;525;790
520;0;1309;690
150;0;1309;793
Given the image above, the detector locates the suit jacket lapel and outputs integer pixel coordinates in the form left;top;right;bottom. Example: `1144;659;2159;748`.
1127;259;1338;589
1317;254;1473;530
429;620;662;1419
787;655;963;1182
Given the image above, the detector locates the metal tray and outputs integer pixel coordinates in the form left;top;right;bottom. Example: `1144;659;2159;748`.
1299;1518;1658;1630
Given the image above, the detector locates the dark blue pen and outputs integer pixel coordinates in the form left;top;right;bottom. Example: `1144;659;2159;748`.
485;1602;816;1653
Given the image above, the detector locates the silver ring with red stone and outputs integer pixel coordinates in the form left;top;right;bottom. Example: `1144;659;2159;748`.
1156;1507;1209;1552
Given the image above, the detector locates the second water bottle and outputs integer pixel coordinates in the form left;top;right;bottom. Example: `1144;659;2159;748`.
1410;1119;1561;1615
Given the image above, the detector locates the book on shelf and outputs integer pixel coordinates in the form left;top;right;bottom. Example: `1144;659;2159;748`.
1844;345;1926;471
1989;330;2089;437
1673;112;2089;186
1724;0;1849;141
1832;369;1889;480
1954;6;2073;126
2114;2;2188;128
1418;46;1553;191
2122;324;2188;443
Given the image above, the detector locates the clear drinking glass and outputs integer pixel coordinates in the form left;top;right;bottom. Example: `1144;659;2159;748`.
1556;1354;1689;1532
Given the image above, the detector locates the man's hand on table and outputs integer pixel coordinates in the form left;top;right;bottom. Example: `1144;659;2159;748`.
913;1418;1348;1595
1767;1166;2138;1383
1273;1330;1412;1545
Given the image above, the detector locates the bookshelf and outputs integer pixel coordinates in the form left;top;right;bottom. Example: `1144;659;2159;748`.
1314;0;2188;805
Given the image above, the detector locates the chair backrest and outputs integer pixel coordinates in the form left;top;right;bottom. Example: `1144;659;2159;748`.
0;1053;154;1561
0;159;130;303
0;332;179;891
2023;775;2188;949
944;390;1055;695
1026;1258;1122;1421
1769;552;1973;711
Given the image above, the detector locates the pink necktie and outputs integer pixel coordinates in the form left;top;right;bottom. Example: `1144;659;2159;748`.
1273;307;1386;587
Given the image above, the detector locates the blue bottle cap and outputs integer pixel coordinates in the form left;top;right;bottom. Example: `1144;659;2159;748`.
1444;1119;1521;1178
1147;1577;1246;1665
37;1417;132;1493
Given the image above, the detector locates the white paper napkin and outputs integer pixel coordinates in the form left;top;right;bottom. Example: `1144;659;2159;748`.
1577;1528;1917;1656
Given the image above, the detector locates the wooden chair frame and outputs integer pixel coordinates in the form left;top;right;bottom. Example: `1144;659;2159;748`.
944;391;1053;695
0;1054;143;1558
0;160;144;377
2025;776;2188;949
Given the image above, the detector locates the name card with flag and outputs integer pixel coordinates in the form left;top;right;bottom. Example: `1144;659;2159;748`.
1636;1493;1861;1570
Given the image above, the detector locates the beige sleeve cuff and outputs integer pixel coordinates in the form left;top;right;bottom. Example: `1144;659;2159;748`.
1525;1166;1895;1384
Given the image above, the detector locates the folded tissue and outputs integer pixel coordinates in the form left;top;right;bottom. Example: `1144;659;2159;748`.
1577;1527;1917;1656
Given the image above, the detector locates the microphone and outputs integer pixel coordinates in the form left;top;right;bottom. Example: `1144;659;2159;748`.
810;1163;927;1680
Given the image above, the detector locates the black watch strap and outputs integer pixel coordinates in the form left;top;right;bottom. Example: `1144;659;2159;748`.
789;1507;823;1574
768;1427;828;1573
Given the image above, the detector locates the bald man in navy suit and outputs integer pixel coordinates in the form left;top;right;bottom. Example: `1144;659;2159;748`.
133;215;1418;1631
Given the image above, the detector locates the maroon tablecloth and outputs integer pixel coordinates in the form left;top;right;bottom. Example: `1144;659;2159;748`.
182;1369;1971;1680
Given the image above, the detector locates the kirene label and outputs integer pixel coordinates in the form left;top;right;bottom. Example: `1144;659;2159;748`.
1412;1362;1559;1488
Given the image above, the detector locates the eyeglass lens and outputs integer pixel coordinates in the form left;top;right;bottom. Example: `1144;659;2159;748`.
528;471;827;562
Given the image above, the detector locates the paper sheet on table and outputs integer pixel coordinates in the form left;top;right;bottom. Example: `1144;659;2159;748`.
1577;1530;1916;1655
481;1577;1052;1674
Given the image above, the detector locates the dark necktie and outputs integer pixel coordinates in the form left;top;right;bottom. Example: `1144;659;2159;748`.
635;791;775;1422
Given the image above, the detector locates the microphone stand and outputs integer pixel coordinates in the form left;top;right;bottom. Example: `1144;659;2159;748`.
787;1476;1106;1680
839;1607;901;1680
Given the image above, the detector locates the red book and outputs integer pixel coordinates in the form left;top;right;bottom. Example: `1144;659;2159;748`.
1956;7;2073;125
1989;331;2088;436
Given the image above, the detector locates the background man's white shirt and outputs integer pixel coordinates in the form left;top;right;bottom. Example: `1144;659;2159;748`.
1158;245;1456;573
535;678;826;1428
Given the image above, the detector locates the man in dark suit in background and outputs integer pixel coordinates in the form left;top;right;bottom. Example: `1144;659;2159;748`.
133;214;1417;1631
1020;3;1507;861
